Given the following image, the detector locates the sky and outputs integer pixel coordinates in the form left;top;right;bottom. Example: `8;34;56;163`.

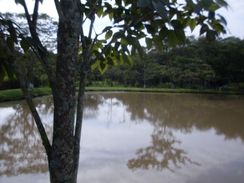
0;0;244;39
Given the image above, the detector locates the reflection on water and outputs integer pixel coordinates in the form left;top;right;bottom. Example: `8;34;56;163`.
127;128;199;171
0;97;54;176
0;92;244;183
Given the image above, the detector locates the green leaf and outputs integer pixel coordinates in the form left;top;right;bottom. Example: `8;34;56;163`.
122;54;133;65
216;0;228;7
188;19;197;32
145;38;153;49
171;20;184;30
159;26;168;40
167;30;178;47
109;12;113;21
121;37;128;45
209;3;220;11
145;24;156;34
91;60;99;71
212;20;225;33
97;7;104;17
107;57;115;66
153;37;163;50
0;64;5;82
7;21;17;44
99;61;108;74
105;30;113;40
6;37;14;51
206;30;216;41
217;14;227;25
115;0;122;6
20;38;30;53
4;63;14;80
175;30;186;44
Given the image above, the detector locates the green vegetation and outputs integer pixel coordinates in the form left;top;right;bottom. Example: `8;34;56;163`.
1;86;243;103
85;86;244;95
1;36;244;103
0;87;51;102
88;37;244;91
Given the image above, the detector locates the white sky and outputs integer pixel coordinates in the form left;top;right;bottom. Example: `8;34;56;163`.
0;0;243;39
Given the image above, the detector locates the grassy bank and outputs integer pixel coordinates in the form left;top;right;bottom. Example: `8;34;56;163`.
0;86;243;103
0;87;51;103
86;86;244;95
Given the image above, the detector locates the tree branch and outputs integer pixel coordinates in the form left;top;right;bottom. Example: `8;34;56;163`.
54;0;63;17
19;0;56;90
32;0;40;30
22;86;52;157
12;60;52;157
73;70;85;182
21;0;32;27
88;17;95;40
82;0;99;24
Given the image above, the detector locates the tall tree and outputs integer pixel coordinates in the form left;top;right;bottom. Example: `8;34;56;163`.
0;0;228;182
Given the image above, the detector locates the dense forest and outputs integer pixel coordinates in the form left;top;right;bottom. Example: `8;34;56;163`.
1;36;244;91
89;37;244;90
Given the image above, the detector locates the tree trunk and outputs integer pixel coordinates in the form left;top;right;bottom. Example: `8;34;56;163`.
49;1;82;183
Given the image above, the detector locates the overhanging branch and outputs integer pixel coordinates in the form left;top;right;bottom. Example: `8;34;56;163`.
32;0;40;30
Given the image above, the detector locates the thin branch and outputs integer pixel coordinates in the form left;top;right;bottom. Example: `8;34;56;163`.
22;87;52;157
73;70;85;182
82;0;99;24
54;0;63;17
19;0;56;89
11;59;52;157
32;0;40;30
21;0;32;27
88;17;95;40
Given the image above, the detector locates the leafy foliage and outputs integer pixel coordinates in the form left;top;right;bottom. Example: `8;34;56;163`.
0;13;57;88
79;0;228;73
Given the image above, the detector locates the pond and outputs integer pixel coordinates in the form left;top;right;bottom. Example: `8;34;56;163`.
0;92;244;183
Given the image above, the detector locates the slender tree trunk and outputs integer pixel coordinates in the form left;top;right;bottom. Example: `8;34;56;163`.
49;1;82;183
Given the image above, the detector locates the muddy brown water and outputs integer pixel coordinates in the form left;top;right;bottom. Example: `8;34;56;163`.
0;92;244;183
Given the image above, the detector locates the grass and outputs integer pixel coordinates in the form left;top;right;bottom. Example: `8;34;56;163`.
86;86;244;95
0;86;243;103
0;87;51;103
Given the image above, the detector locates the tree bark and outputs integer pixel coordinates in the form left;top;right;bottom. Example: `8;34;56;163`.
16;0;84;182
49;0;82;183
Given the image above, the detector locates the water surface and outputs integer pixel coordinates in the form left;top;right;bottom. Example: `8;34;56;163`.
0;92;244;183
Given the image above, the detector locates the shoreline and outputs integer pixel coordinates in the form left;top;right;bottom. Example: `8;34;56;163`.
0;87;243;103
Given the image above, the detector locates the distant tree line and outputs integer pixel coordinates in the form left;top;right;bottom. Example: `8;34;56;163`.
1;36;244;91
88;37;244;90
